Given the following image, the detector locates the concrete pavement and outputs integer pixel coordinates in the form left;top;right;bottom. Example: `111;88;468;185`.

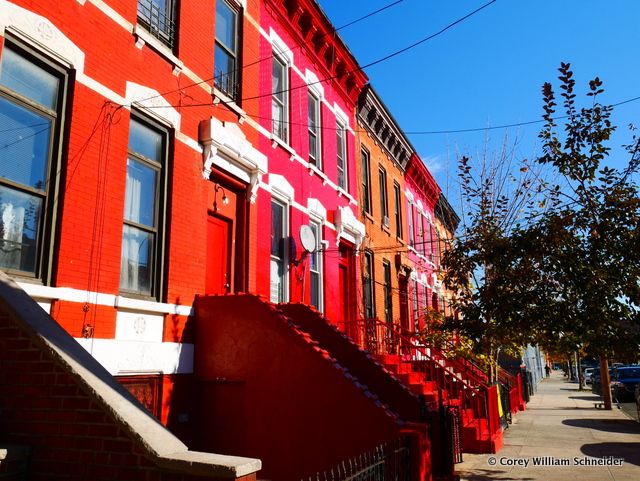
455;370;640;481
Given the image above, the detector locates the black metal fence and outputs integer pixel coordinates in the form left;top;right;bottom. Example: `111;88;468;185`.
499;381;512;427
300;437;411;481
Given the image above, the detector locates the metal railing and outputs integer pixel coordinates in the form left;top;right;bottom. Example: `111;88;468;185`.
214;68;239;101
340;319;492;429
137;0;176;48
300;436;411;481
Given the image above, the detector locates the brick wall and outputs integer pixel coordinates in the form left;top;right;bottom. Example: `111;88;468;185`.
0;273;260;480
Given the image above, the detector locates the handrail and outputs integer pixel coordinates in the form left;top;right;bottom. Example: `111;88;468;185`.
340;319;480;394
437;335;489;382
368;319;490;388
498;366;517;385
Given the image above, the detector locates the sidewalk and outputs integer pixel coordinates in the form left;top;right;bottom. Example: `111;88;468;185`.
455;370;640;481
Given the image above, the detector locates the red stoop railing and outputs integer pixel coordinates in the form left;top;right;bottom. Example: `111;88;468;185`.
341;319;503;453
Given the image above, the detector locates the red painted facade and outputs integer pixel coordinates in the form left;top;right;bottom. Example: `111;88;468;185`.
0;0;512;478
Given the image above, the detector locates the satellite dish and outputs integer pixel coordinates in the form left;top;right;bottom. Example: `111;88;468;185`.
299;225;317;253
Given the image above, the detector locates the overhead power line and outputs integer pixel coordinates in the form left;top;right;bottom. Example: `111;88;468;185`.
131;91;640;139
403;93;640;135
130;0;406;108
241;0;499;103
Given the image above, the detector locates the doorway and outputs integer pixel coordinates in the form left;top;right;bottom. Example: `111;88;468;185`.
206;214;232;295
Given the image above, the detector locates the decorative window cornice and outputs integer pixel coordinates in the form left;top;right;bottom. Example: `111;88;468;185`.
199;118;267;203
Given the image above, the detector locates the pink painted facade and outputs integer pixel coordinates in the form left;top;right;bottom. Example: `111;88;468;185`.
254;0;368;326
404;153;442;329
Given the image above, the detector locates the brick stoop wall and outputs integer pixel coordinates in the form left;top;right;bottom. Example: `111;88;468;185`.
0;272;261;481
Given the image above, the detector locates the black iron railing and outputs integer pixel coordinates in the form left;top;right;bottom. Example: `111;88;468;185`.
300;436;411;481
137;0;176;48
214;68;239;101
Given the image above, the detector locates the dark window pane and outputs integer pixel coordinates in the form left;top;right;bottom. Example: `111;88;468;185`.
124;158;157;227
0;47;59;109
0;185;41;273
120;225;154;294
214;45;237;96
310;271;319;309
272;59;282;97
129;119;162;163
0;97;51;191
271;201;283;258
216;0;237;51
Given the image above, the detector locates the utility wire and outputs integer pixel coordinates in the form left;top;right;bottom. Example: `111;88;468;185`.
404;95;640;134
129;0;406;107
241;0;499;103
133;91;640;139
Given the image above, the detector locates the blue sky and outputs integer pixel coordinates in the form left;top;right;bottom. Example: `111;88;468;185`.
318;0;640;200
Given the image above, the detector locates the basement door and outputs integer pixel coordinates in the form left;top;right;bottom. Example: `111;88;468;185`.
206;214;232;295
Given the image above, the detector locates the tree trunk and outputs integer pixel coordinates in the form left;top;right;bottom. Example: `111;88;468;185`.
600;357;612;410
577;355;584;390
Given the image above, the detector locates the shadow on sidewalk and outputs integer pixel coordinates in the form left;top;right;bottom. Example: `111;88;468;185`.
563;418;640;434
568;395;601;402
458;469;534;481
580;442;640;466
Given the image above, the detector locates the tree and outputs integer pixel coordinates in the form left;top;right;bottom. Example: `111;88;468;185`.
441;134;549;382
533;63;640;360
441;64;640;382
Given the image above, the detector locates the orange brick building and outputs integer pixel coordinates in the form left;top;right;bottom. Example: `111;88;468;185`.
355;85;413;333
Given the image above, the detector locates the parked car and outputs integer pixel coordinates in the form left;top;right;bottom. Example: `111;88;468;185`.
583;367;595;385
611;366;640;402
635;384;640;422
591;367;615;396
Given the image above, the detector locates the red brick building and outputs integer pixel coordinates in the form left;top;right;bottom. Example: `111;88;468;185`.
0;1;512;479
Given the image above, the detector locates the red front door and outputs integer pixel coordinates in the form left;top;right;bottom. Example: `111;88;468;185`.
206;214;232;295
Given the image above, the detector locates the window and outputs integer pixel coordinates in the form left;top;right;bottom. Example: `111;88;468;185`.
270;199;288;303
271;54;289;142
412;280;419;330
362;250;375;319
420;216;428;257
393;182;402;239
307;91;321;167
137;0;177;48
382;260;392;323
214;0;240;100
378;167;388;226
309;220;323;312
361;148;372;215
432;292;439;313
407;202;415;247
0;44;66;280
120;117;167;298
336;121;347;190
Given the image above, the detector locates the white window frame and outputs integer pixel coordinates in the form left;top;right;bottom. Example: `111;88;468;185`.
307;90;322;168
271;52;289;143
336;120;347;191
270;198;289;303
